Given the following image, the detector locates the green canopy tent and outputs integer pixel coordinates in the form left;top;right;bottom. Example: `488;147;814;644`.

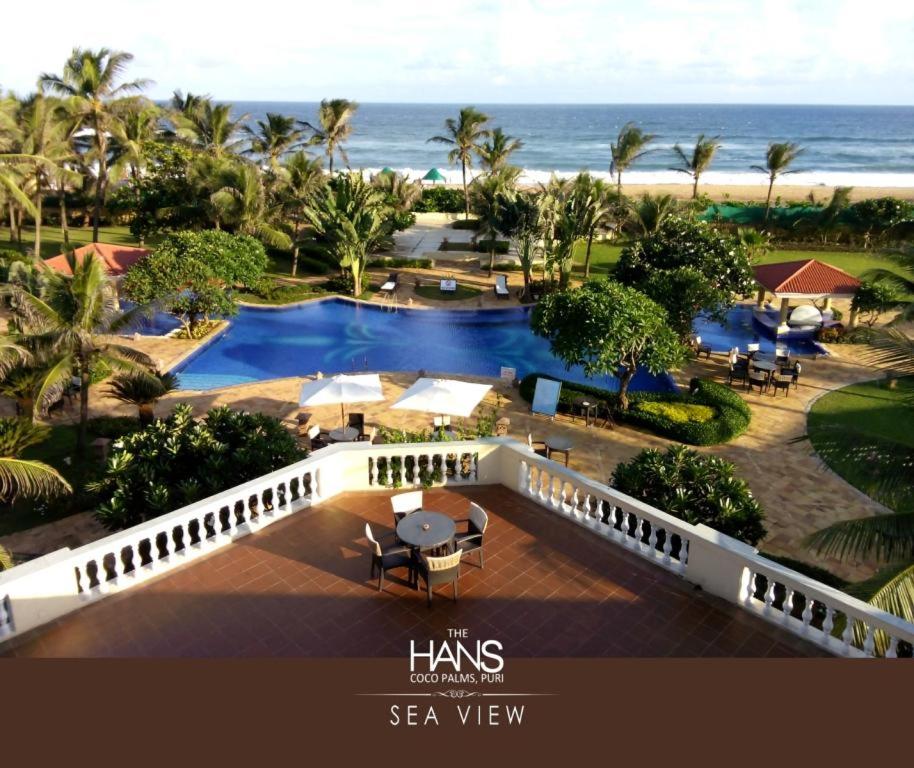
379;167;395;175
422;167;446;184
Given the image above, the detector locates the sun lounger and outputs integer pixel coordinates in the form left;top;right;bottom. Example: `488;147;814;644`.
440;279;457;293
380;272;398;292
494;274;510;299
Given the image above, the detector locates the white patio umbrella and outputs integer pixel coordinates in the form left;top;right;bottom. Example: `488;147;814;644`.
390;377;492;422
298;373;385;427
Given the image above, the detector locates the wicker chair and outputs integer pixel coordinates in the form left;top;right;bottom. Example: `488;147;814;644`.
527;433;548;457
454;502;488;568
414;550;463;606
390;490;423;527
728;363;749;388
365;523;414;591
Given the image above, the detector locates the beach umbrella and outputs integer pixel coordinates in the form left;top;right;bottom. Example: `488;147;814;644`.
298;373;385;427
422;168;446;183
379;166;395;175
390;377;492;421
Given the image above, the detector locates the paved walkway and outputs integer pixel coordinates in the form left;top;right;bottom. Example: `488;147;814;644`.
3;486;825;658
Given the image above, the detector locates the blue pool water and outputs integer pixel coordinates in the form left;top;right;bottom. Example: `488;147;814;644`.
693;305;824;356
173;299;678;393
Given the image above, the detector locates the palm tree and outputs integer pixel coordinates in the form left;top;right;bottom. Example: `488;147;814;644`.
7;251;153;451
40;48;151;242
371;170;422;214
0;417;71;503
243;113;308;170
572;173;613;279
428;107;490;219
304;99;358;173
208;160;292;249
277;151;326;276
736;227;772;260
478;127;523;173
173;99;248;157
109;98;160;245
671;134;721;199
630;193;676;235
0;95;41;240
609;122;656;195
470;174;513;276
107;370;177;426
304;172;387;297
752;141;804;222
0;364;48;418
499;193;543;301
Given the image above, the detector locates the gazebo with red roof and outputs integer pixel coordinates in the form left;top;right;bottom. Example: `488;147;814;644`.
753;258;861;330
43;243;149;279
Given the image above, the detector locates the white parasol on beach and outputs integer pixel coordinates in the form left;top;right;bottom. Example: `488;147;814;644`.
390;377;491;420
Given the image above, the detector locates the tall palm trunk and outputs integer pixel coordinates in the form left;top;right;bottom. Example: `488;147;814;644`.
8;201;17;242
328;147;334;174
488;247;495;277
131;165;144;247
764;176;775;223
91;118;107;243
33;172;43;259
78;360;90;453
58;178;71;250
291;221;302;277
616;174;622;197
461;158;469;219
584;230;595;279
692;176;699;199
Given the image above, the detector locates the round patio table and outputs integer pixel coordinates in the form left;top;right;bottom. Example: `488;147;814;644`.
752;360;777;381
396;511;456;552
572;396;597;427
329;426;359;443
544;434;574;467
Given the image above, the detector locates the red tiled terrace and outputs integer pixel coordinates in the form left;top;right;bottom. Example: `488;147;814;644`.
3;486;825;658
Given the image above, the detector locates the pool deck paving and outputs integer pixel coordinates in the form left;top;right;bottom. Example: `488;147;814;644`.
4;331;890;583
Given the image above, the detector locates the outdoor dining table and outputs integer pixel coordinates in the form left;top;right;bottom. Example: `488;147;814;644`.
329;426;360;443
396;511;456;552
751;359;778;381
544;434;574;467
572;396;597;427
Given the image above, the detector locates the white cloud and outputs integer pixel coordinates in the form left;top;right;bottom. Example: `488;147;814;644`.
2;0;912;103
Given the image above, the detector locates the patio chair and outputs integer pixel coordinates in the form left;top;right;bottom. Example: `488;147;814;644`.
494;274;510;299
391;490;423;527
414;550;463;606
348;412;365;437
692;334;712;360
357;425;377;443
380;272;399;293
433;415;451;429
307;424;329;451
527;433;548;458
727;363;749;388
595;400;616;430
454;502;488;568
747;371;769;394
771;374;792;396
365;522;414;592
747;342;761;359
775;345;790;366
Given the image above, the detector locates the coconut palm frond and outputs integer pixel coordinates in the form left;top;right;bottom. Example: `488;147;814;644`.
855;328;914;375
805;511;914;563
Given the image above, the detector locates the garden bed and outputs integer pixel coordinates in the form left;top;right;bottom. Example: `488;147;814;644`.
519;374;751;445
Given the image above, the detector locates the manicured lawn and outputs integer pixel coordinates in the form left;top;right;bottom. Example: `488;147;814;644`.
572;241;621;275
236;282;325;305
808;376;914;514
0;225;154;259
415;284;483;301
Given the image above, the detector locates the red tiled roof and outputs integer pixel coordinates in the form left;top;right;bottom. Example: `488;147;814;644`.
43;243;149;278
753;259;861;296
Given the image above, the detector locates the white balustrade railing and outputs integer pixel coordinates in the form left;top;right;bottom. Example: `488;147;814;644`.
2;437;913;657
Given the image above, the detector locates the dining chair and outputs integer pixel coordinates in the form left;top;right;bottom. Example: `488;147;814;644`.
527;433;548;457
454;502;488;568
414;550;463;606
390;490;423;526
347;412;365;437
365;522;414;591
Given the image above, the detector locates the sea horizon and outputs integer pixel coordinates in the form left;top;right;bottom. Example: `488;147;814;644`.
192;102;914;188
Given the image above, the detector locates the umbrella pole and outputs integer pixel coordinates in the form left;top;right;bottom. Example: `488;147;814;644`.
340;403;345;429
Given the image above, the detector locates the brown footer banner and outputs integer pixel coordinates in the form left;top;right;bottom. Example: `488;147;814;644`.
3;656;911;762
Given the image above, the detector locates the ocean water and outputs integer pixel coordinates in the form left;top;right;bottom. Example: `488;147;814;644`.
232;102;914;187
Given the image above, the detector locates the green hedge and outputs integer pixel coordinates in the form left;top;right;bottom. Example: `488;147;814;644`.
413;187;465;213
476;239;510;254
370;256;434;269
295;256;332;275
451;218;480;230
518;374;751;445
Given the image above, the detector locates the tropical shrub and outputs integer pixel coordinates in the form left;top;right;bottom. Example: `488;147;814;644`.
518;375;750;445
451;218;481;230
413;187;465;213
122;230;269;336
612;445;767;545
370;256;434;269
324;271;370;295
616;217;755;339
531;280;685;410
92;404;305;529
851;280;901;326
476;239;510;254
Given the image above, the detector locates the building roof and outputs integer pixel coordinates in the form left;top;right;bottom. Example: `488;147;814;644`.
753;259;861;298
43;243;149;278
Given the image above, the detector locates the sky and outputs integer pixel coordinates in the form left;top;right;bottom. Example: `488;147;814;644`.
4;0;914;104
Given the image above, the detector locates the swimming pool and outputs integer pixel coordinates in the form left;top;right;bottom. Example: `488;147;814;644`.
693;304;825;356
173;299;678;393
